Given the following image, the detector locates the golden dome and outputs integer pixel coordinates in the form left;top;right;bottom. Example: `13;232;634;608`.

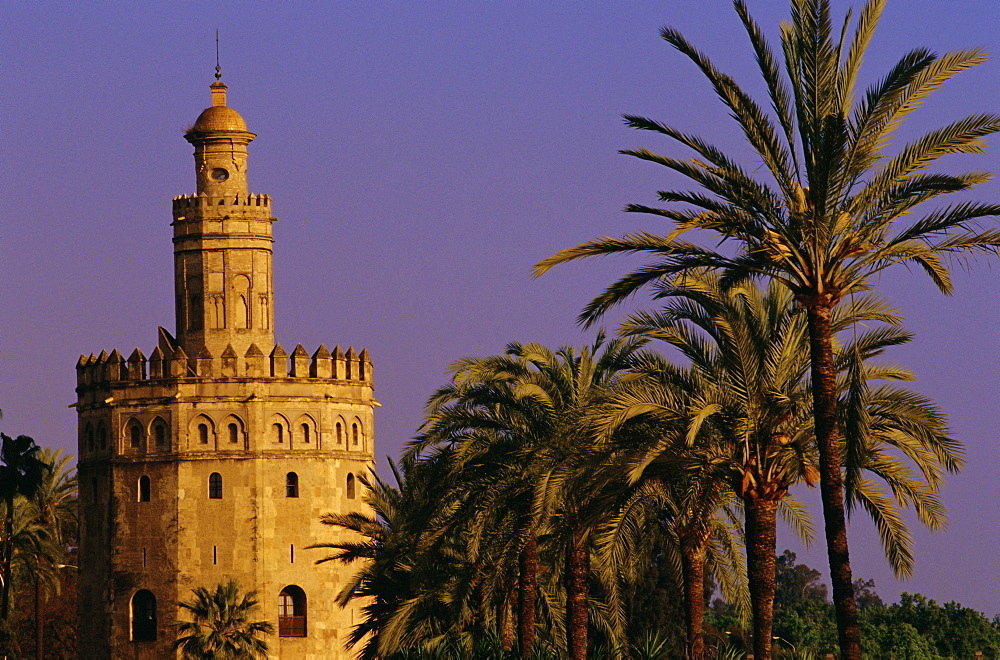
190;105;247;133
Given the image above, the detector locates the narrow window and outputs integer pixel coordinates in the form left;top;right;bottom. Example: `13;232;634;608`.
209;472;223;499
352;423;359;446
213;546;217;565
346;473;356;500
336;422;342;444
154;423;166;447
290;544;294;563
229;423;239;444
130;590;157;642
286;472;299;498
273;423;284;443
142;548;147;567
130;423;142;448
99;425;107;450
138;476;151;502
278;586;307;637
301;423;310;444
198;424;209;444
86;424;95;452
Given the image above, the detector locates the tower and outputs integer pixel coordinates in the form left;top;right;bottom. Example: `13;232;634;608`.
75;76;375;659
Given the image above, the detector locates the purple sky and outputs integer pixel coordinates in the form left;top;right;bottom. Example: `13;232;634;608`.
3;1;999;615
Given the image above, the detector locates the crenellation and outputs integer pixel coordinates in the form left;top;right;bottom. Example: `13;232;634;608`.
127;348;147;380
290;343;310;377
194;346;214;377
149;346;166;379
221;344;239;378
170;345;190;378
311;344;332;378
245;343;267;377
359;348;372;382
270;343;288;377
345;347;358;380
332;345;346;380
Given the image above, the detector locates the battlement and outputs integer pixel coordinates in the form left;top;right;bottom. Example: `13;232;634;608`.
172;192;271;211
76;342;371;389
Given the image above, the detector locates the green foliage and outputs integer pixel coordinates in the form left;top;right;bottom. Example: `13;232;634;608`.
173;580;273;659
774;550;828;611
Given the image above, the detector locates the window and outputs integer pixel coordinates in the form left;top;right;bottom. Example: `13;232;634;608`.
229;423;239;444
98;424;107;450
85;424;94;452
286;472;298;498
352;423;359;446
208;473;222;499
346;473;356;500
198;424;209;445
278;586;307;637
336;422;343;444
154;423;166;447
139;476;151;502
273;423;284;443
130;590;156;642
300;423;310;444
130;423;143;448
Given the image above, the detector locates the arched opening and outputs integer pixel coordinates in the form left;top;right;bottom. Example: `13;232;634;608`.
198;424;209;444
229;423;239;444
352;423;359;446
85;424;94;452
208;473;222;499
153;420;167;447
130;422;143;448
138;476;151;502
346;473;356;500
273;423;284;444
130;590;156;642
98;423;107;450
286;472;299;498
300;423;310;444
278;586;307;637
336;422;343;444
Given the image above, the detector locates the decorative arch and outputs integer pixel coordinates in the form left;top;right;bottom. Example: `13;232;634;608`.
335;418;345;446
84;423;94;453
126;417;144;449
346;472;356;500
293;414;317;448
130;589;157;641
221;414;245;447
351;418;363;449
151;417;169;450
278;585;307;637
190;415;216;448
268;414;289;445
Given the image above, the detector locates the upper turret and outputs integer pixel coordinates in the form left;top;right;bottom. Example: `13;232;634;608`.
184;80;256;199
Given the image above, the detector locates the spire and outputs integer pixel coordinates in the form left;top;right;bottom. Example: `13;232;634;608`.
210;30;227;107
215;30;222;80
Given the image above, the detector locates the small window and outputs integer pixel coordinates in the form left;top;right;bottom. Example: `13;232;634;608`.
346;473;356;500
229;423;239;444
336;422;342;444
209;473;222;499
130;423;143;448
301;423;310;444
85;424;95;452
352;423;359;446
98;425;107;450
131;590;157;642
273;423;284;443
198;424;209;445
139;476;151;502
278;586;307;637
286;472;299;498
154;423;166;447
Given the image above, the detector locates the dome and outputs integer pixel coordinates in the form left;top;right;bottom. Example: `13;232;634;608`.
190;105;247;133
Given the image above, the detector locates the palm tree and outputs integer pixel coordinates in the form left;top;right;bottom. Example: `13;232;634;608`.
534;2;999;656
0;433;47;620
173;580;273;659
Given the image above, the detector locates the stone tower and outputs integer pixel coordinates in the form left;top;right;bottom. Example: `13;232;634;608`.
75;77;375;659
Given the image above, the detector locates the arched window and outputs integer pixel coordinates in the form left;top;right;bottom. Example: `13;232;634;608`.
278;586;307;637
138;476;151;502
130;423;143;448
346;473;356;500
85;424;94;452
130;590;157;642
285;472;299;498
273;423;284;443
208;473;222;499
336;422;343;444
352;423;359;446
229;423;239;444
98;424;107;450
198;424;209;444
154;422;166;447
300;423;310;444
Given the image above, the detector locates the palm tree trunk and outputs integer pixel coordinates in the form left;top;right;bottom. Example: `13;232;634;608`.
566;521;589;660
501;587;516;651
518;536;538;656
805;301;861;660
35;573;43;660
744;496;778;660
679;539;706;660
2;494;13;620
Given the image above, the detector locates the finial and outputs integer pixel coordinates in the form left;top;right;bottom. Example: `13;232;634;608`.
215;30;222;80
